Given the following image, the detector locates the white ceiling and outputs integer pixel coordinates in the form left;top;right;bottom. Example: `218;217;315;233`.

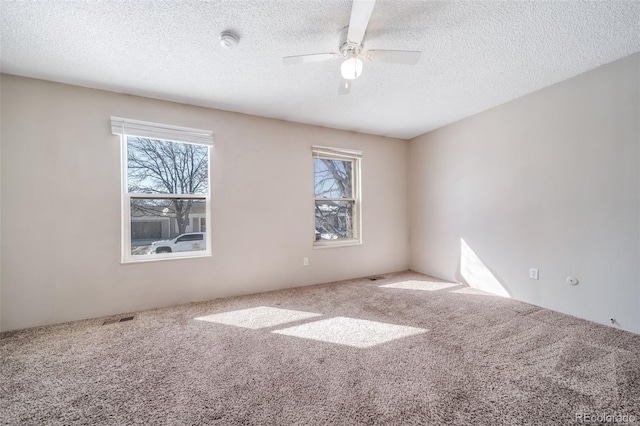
1;0;639;140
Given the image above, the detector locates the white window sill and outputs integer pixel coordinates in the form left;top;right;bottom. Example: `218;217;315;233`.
121;251;212;264
313;240;362;249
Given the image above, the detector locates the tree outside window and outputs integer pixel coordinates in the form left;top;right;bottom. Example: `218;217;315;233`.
313;149;361;246
127;137;208;237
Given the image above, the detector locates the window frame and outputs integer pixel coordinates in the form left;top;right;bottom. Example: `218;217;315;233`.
112;117;213;263
312;146;362;249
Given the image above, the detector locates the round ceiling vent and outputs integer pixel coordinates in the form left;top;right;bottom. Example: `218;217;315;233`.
219;31;239;50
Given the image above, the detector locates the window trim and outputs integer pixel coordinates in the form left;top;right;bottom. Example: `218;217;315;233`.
312;145;362;248
112;117;213;263
111;117;213;146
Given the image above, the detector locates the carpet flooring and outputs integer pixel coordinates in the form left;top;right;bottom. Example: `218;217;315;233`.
1;271;639;425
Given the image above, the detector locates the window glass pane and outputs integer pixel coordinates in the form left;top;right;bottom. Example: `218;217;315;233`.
315;200;354;240
176;234;204;242
314;158;352;198
127;136;208;195
130;198;206;255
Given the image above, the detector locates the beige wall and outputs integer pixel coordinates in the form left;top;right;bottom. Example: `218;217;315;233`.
0;75;3;331
409;53;640;333
0;75;409;331
3;53;639;334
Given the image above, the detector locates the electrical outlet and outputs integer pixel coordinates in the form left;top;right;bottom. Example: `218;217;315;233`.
529;268;539;280
303;257;309;266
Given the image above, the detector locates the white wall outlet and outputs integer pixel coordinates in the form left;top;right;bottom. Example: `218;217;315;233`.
303;257;309;266
529;268;539;280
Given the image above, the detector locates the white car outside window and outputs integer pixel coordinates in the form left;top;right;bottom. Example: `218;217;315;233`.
150;232;206;254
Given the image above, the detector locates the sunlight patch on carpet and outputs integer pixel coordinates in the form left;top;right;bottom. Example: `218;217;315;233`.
449;287;495;296
273;317;427;348
194;306;322;329
379;280;458;291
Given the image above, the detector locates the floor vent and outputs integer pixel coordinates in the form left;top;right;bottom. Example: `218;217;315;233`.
102;315;135;326
368;276;385;281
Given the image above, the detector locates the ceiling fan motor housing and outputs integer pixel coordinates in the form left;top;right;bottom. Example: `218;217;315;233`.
338;26;363;59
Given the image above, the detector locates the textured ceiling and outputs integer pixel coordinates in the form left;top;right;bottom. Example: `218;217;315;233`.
1;0;639;139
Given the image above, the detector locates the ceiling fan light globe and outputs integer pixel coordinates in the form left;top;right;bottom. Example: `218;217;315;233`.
341;57;363;80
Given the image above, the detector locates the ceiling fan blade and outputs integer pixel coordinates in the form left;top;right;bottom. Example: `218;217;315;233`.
347;0;376;45
283;53;339;65
338;79;351;95
365;50;422;65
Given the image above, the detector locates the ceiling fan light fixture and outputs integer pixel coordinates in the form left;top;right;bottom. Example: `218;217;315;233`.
341;57;363;80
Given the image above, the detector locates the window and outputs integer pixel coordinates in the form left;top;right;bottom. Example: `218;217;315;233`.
112;117;213;262
313;145;362;247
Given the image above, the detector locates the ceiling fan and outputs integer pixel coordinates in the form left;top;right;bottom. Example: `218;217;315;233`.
283;0;421;95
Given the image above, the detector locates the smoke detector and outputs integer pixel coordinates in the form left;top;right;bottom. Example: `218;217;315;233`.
219;31;239;50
